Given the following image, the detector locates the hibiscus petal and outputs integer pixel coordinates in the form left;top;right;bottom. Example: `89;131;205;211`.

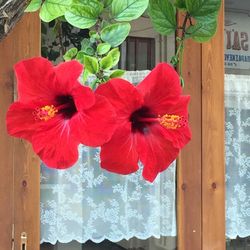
136;125;179;182
160;96;192;148
70;94;117;147
71;85;95;111
166;95;190;116
15;57;57;103
136;63;182;115
96;79;143;121
31;117;79;169
100;123;139;175
6;102;41;141
54;60;83;93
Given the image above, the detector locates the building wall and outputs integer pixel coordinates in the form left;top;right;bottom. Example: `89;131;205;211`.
128;16;175;64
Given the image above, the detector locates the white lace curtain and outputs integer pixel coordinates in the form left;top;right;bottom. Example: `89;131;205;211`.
225;74;250;239
40;71;177;244
40;72;250;243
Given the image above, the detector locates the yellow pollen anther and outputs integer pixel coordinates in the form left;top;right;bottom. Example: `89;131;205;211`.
160;114;187;129
34;105;58;121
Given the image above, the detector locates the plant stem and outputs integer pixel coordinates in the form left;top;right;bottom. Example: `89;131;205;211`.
172;12;191;87
56;20;66;56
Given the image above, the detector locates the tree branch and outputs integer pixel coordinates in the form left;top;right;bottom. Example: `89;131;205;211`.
0;0;31;41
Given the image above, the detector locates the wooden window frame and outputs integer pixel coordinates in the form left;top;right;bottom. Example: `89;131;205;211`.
0;2;225;249
125;36;156;70
0;13;41;250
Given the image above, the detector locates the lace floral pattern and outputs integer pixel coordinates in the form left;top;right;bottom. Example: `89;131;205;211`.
40;71;177;244
225;74;250;239
40;148;176;244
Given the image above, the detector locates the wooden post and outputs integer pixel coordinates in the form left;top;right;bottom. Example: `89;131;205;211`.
201;2;225;249
177;38;203;250
178;2;225;250
0;13;40;250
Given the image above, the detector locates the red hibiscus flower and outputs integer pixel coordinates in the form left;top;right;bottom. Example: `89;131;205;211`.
6;57;116;169
96;63;191;182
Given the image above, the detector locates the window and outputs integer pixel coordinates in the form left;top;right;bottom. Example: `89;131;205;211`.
40;18;176;250
120;36;155;71
225;0;250;249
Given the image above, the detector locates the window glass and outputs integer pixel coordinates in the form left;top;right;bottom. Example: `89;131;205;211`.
225;1;250;249
127;38;136;71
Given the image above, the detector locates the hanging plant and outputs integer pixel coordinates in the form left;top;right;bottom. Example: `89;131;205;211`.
6;0;221;182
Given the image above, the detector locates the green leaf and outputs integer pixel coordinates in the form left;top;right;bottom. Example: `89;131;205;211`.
101;20;110;29
89;37;96;43
89;30;97;37
25;0;42;12
101;23;131;47
148;0;176;36
184;0;221;42
174;0;186;10
76;51;85;64
84;55;99;74
185;22;202;37
110;69;125;78
82;68;90;83
188;14;218;42
40;0;72;22
63;47;78;61
65;2;103;29
86;47;96;56
112;0;149;21
80;38;95;56
185;0;221;17
89;30;100;39
97;43;111;55
103;0;113;8
103;76;111;82
90;79;99;89
170;55;179;66
108;48;120;66
73;0;102;9
100;54;113;70
81;38;91;49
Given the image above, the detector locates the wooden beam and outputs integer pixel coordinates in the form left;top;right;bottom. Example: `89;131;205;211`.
0;30;15;250
177;34;202;250
178;1;225;249
0;13;40;250
201;2;225;249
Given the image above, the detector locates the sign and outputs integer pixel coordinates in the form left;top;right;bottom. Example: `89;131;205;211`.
224;11;250;70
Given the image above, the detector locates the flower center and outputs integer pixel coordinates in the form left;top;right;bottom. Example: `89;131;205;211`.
35;105;58;121
55;95;77;119
34;95;77;122
130;106;157;133
130;106;187;133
